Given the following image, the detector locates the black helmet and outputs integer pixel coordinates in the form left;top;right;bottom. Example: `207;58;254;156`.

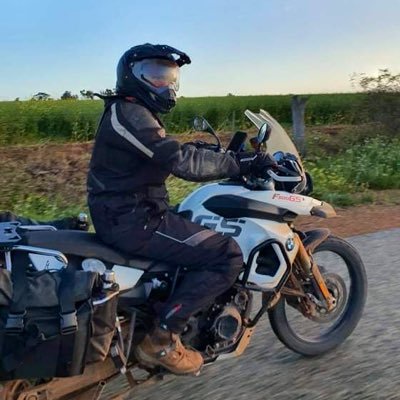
271;151;308;194
116;43;191;114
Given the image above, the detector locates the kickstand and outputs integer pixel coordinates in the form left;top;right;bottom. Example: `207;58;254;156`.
110;341;138;390
125;369;136;388
90;381;107;400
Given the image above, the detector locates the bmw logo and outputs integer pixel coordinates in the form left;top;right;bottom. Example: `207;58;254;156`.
286;238;295;251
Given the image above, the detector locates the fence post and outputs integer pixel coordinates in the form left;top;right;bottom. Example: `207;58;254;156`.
291;95;308;156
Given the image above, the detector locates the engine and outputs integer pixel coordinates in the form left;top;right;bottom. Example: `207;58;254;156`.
211;305;242;341
182;289;252;354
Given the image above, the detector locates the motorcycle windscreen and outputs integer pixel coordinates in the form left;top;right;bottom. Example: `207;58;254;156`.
244;109;302;165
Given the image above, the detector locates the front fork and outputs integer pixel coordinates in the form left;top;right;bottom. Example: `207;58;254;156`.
294;234;336;311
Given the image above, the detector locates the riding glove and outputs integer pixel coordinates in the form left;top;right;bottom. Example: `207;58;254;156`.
236;152;277;175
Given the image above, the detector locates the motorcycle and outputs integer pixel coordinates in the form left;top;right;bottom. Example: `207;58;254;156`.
1;109;367;400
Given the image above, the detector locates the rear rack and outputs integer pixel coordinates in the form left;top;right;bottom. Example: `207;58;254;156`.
0;222;21;248
0;222;68;272
19;225;57;232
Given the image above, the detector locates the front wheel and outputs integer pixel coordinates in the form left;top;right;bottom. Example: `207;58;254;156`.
268;235;367;356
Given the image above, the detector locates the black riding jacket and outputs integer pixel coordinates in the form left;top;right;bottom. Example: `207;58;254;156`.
87;98;240;216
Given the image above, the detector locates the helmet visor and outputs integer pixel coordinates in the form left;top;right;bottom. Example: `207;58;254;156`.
132;58;180;91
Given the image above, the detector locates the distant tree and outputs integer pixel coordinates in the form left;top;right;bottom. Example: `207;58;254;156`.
60;91;78;100
80;89;94;99
352;68;400;93
32;92;51;101
227;93;235;97
100;88;116;96
14;97;20;102
352;68;400;134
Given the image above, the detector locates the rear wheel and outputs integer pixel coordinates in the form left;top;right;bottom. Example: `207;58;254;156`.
268;235;367;356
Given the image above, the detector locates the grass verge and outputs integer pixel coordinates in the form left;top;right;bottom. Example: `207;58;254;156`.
0;129;398;220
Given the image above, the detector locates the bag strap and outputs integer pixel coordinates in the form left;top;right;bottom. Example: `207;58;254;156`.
5;263;29;333
56;267;79;376
58;267;78;334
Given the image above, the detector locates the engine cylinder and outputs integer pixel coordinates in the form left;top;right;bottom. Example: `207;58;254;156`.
212;305;242;341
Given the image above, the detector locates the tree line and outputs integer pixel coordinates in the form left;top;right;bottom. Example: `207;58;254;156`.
14;69;400;134
23;89;116;101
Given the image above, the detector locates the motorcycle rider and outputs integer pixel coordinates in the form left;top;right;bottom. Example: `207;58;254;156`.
87;43;276;375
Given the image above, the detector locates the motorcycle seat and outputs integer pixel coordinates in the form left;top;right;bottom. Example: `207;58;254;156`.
23;230;159;269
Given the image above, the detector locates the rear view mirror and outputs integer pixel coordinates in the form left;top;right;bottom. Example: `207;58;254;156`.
193;116;213;133
257;123;271;144
192;116;222;151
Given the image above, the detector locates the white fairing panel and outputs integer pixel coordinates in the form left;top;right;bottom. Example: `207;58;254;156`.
242;190;323;215
178;183;320;290
80;259;144;291
112;265;144;291
180;183;322;221
238;219;297;289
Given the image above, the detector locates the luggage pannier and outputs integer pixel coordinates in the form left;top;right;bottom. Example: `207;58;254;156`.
0;222;119;380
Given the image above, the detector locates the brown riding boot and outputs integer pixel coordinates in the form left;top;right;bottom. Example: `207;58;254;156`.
135;326;203;375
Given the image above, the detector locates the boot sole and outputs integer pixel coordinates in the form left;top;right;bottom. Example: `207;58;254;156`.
134;346;202;376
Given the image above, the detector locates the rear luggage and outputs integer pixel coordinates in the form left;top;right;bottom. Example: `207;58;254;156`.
0;222;119;380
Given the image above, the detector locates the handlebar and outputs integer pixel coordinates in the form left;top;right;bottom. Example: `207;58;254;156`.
188;130;249;154
187;138;295;191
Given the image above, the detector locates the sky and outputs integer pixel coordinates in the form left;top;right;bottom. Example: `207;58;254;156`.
0;0;399;100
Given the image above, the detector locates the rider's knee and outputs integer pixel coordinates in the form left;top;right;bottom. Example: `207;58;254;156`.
223;237;244;279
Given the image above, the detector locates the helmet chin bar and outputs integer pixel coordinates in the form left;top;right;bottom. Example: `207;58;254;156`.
146;87;177;113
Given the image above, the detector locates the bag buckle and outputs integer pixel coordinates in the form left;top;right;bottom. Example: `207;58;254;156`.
60;311;78;335
5;312;26;333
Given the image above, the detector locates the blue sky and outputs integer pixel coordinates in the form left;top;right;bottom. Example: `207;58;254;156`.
0;0;399;100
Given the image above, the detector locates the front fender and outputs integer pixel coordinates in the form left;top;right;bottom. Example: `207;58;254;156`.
310;202;336;218
302;228;331;253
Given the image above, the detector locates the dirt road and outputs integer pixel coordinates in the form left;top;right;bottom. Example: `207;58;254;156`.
106;228;400;400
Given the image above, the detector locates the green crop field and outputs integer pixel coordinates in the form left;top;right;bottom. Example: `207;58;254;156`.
0;93;366;145
0;90;399;219
2;90;398;218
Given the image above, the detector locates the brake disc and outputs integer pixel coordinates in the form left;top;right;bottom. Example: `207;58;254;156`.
307;272;347;323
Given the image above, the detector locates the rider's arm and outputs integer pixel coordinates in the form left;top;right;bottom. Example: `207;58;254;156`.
110;100;240;181
172;143;240;182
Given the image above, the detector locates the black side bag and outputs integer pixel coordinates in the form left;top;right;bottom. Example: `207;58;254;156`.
86;291;119;364
0;267;110;379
